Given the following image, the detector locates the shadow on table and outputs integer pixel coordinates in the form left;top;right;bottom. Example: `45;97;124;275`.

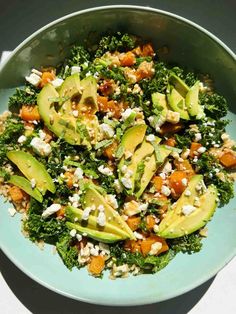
0;250;214;314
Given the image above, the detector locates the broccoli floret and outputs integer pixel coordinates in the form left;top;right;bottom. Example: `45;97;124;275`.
169;232;203;254
200;93;228;119
95;32;136;57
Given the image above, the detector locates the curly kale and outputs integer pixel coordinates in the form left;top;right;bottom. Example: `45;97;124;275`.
8;85;38;112
196;153;234;206
200;93;228;119
169;232;203;254
24;199;66;244
0;116;24;166
110;244;175;273
56;233;79;270
175;133;192;149
95;32;136;57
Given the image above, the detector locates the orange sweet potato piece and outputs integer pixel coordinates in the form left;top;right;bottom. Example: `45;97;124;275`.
39;71;55;87
152;176;163;192
141;43;155;57
88;255;105;276
168;170;188;196
141;235;169;256
159;122;183;135
20;105;41;121
189;142;202;158
120;51;136;67
164;137;176;147
103;141;118;160
64;172;74;189
126;216;141;231
9;186;25;202
219;151;236;168
146;215;156;231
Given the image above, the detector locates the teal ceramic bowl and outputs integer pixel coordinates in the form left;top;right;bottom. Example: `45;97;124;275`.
0;5;235;306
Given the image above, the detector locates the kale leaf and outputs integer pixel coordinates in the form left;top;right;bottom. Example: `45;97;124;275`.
56;233;79;270
200;93;228;119
169;232;203;254
95;32;136;57
8;86;38;112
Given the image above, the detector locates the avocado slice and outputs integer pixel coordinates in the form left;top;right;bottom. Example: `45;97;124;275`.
167;86;190;120
8;175;43;202
38;83;82;145
79;76;98;114
152;92;169;123
82;187;135;240
135;145;172;198
186;81;204;119
119;137;161;193
66;222;123;243
168;74;190;98
116;124;147;159
7;151;55;194
158;175;218;238
65;205;130;239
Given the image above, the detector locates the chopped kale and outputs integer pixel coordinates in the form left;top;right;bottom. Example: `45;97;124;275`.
8;85;38;112
169;232;203;254
200;93;228;119
56;233;79;270
95;32;136;57
110;244;175;273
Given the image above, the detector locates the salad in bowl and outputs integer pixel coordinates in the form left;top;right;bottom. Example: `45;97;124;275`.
0;32;235;279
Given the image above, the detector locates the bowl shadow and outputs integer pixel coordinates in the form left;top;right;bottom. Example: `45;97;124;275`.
0;250;214;314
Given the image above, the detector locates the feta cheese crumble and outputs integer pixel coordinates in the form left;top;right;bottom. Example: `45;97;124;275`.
74;167;84;179
51;77;64;88
97;211;106;226
121;177;132;189
100;123;115;138
17;135;27;144
42;204;61;218
98;165;113;176
30;137;52;156
25;72;41;86
161;185;171;196
146;134;155;142
149;242;162;255
182;204;196;216
8;207;17;217
106;194;118;209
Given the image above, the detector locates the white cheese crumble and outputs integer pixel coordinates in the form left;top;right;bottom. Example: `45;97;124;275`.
182;204;196;216
74;167;83;179
114;179;123;193
153;224;159;233
82;207;92;220
97;204;105;212
17;135;27;144
138;203;148;212
106;194;118;209
121;108;135;120
25;72;41;86
133;231;143;240
197;146;206;154
71;66;81;74
161;185;171;196
185;190;192;196
100;123;115;138
112;264;129;277
38;129;46;140
51;77;64;88
76;233;82;241
97;211;106;226
32;68;42;76
149;242;162;255
146;134;155;142
8;207;17;217
72;110;79;117
194;133;202;142
98;165;113;176
69;229;77;237
181;178;188;186
42;204;61;218
30;178;36;189
166;110;180;124
121;165;128;174
120;177;132;189
30;137;52;156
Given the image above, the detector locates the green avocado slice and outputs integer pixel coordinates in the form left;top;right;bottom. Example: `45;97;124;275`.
185;81;204;119
151;92;169;124
82;187;135;240
168;73;190;97
116;124;147;159
7;151;55;194
79;76;98;114
8;175;43;203
65;205;129;239
167;87;190;120
66;222;123;243
158;175;218;238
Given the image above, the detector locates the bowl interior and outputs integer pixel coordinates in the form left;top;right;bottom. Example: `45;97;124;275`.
0;6;236;305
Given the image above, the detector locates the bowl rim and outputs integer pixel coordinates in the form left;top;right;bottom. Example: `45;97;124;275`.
0;4;236;306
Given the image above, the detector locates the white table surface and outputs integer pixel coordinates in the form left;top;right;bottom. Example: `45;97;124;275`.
1;42;236;313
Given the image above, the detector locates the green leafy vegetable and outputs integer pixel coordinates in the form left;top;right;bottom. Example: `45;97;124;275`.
8;85;38;112
169;232;203;254
200;93;228;119
56;233;79;270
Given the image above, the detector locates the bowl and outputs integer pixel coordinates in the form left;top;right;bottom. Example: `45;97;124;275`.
0;5;235;306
